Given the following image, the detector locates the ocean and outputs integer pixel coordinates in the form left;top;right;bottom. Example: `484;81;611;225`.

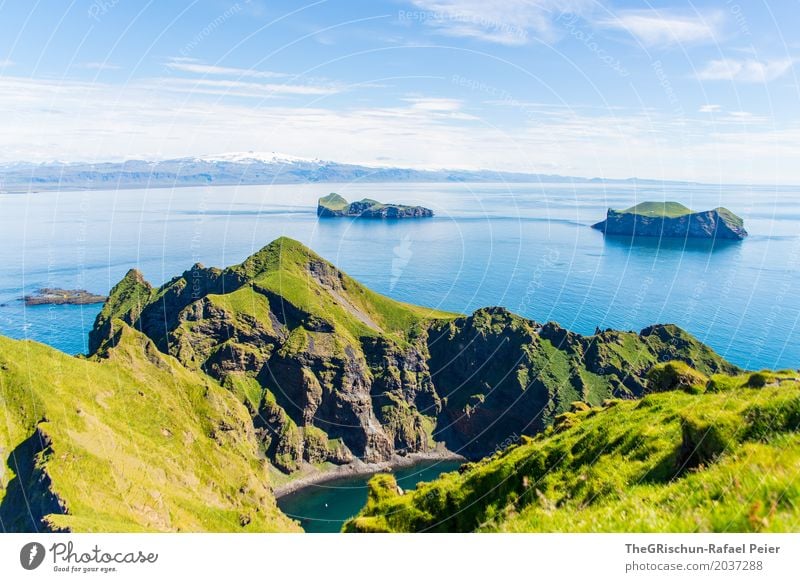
0;181;797;370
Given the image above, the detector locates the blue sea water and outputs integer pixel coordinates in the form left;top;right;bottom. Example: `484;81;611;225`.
0;182;797;371
277;459;464;533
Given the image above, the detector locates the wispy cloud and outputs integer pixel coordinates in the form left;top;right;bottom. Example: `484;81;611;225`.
81;62;121;71
696;58;794;82
0;59;13;67
404;0;590;45
156;77;342;98
696;105;768;124
403;97;463;111
160;57;342;98
599;9;723;47
165;57;287;79
0;74;797;184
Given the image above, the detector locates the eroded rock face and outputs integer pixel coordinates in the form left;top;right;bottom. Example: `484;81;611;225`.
91;238;738;471
592;207;748;240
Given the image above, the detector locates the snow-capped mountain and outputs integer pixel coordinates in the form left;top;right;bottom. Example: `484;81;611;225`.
190;151;322;165
0;153;683;193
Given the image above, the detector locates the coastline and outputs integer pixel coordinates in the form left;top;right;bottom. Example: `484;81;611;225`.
273;449;465;499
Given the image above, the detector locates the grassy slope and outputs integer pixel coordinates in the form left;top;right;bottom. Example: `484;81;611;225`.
96;237;456;354
620;201;693;218
0;329;299;532
318;193;349;211
229;236;456;343
345;367;800;533
715;207;745;228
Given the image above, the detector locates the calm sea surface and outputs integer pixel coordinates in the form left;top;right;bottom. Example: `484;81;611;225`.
277;459;464;533
0;182;798;370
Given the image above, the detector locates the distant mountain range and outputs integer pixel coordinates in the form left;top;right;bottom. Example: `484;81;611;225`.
0;152;694;192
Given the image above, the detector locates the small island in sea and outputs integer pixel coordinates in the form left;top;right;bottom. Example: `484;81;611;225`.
23;288;107;306
591;201;748;240
317;193;433;219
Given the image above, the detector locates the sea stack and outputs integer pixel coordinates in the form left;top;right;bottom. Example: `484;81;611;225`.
591;201;747;240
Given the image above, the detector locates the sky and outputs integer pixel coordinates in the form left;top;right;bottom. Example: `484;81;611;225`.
0;0;798;183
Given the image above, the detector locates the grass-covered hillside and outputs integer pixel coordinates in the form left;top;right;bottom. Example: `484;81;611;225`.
317;192;350;212
0;328;299;532
87;237;736;473
345;364;800;533
620;201;693;218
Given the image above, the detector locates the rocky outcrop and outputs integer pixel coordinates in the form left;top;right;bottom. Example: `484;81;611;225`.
592;204;747;240
90;237;738;471
23;288;106;306
317;193;433;219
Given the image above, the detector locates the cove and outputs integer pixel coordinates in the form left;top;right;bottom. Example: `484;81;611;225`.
276;459;464;533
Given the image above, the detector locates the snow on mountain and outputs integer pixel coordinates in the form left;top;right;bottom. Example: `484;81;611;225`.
190;151;323;165
0;153;684;192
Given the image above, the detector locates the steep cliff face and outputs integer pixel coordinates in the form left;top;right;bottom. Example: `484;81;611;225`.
345;367;800;533
317;193;433;218
90;237;737;471
591;203;747;240
427;311;735;458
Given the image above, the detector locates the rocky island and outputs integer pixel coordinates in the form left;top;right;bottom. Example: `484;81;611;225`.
317;193;433;218
591;201;747;240
23;288;107;306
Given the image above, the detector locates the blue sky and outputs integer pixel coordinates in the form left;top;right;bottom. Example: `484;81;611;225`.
0;0;798;183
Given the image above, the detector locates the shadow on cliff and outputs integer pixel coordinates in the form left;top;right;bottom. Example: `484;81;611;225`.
0;427;65;532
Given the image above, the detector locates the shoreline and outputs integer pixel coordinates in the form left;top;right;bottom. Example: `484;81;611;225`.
273;449;465;499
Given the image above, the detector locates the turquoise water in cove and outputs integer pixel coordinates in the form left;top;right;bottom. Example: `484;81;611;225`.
0;181;798;370
277;460;464;533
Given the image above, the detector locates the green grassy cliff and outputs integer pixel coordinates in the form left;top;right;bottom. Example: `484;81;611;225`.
0;329;299;532
345;366;800;532
87;237;736;474
621;201;693;218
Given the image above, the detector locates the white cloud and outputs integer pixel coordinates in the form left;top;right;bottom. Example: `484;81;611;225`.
699;104;721;113
0;59;13;67
81;62;121;71
165;58;287;79
159;58;341;98
0;75;798;184
403;97;463;111
405;0;590;45
696;58;794;82
600;9;723;47
155;77;342;97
